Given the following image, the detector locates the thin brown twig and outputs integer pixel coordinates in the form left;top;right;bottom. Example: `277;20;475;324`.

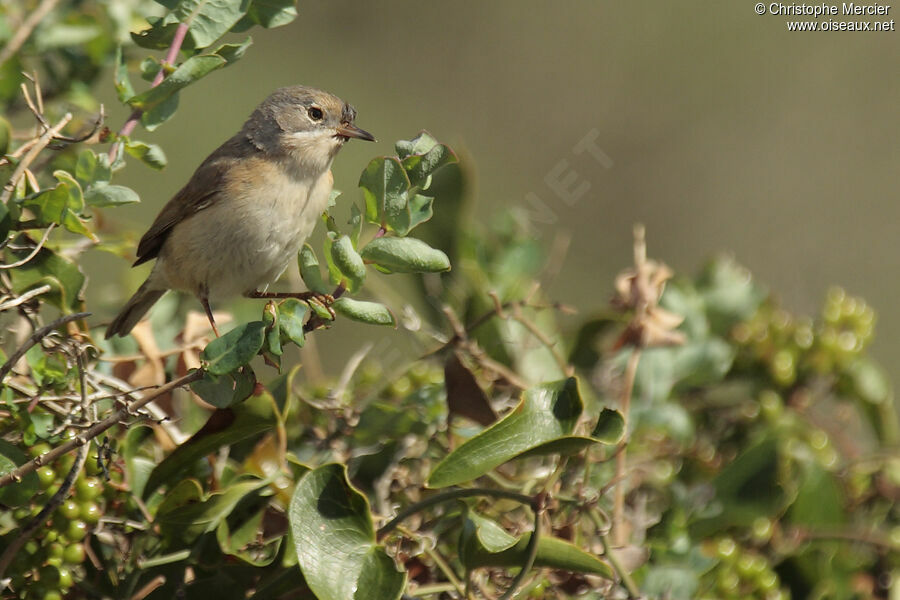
0;0;60;67
0;283;51;311
0;223;55;269
0;312;90;383
0;369;202;488
1;112;72;206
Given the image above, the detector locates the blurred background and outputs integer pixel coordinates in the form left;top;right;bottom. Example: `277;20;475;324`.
95;1;900;372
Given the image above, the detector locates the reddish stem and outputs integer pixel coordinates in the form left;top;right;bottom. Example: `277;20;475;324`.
110;22;189;158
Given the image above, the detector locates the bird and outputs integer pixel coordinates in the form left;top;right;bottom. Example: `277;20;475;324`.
104;85;375;339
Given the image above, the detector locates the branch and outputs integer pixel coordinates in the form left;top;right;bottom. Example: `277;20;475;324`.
0;311;90;383
0;112;72;206
0;370;203;488
0;0;60;67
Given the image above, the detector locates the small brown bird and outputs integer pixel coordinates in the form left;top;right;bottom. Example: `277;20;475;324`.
105;86;375;339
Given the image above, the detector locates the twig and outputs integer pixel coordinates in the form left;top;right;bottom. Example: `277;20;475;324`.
129;575;167;600
0;223;55;269
0;312;90;383
0;283;51;311
0;370;202;488
0;0;60;67
1;112;72;206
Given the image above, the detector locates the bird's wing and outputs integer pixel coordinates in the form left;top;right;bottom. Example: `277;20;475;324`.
133;159;228;266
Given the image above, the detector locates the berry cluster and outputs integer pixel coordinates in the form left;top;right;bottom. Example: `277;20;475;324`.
732;287;875;387
702;537;790;600
8;443;104;599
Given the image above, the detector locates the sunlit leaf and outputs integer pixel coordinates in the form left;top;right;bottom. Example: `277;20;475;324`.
332;297;395;327
290;464;406;600
360;237;450;273
200;321;266;375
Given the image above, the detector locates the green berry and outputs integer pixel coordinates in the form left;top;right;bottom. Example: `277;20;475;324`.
752;517;774;543
29;443;51;458
36;467;57;490
56;566;73;589
45;542;65;560
716;538;738;562
64;520;88;542
80;502;101;525
75;477;102;501
716;568;741;594
58;500;80;521
62;543;85;565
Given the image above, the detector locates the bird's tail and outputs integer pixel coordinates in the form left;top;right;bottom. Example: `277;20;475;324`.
105;280;166;339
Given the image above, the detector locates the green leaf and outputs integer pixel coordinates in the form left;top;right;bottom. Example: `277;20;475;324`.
190;366;257;408
114;46;135;103
75;150;111;186
34;23;101;49
131;15;183;50
234;0;298;29
141;92;180;131
289;464;406;600
358;157;410;231
332;297;395;327
124;139;168;170
398;132;458;189
216;507;282;566
788;463;845;528
298;244;328;294
0;115;11;155
209;36;253;63
143;394;276;498
0;440;40;507
200;321;266;375
591;408;625;443
360;236;450;274
428;378;595;488
151;0;252;49
84;183;140;207
23;185;68;226
330;235;366;292
127;54;227;112
406;193;435;231
349;203;363;248
459;512;613;578
157;477;268;546
9;241;85;313
690;435;787;538
277;299;307;348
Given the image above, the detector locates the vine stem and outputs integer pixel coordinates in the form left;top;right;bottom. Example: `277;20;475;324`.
376;488;544;600
0;370;202;488
612;346;641;547
376;487;535;540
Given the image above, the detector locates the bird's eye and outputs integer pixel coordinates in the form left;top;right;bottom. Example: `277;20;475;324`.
307;107;324;121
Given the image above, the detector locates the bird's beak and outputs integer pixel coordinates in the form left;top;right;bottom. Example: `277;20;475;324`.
336;123;376;142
